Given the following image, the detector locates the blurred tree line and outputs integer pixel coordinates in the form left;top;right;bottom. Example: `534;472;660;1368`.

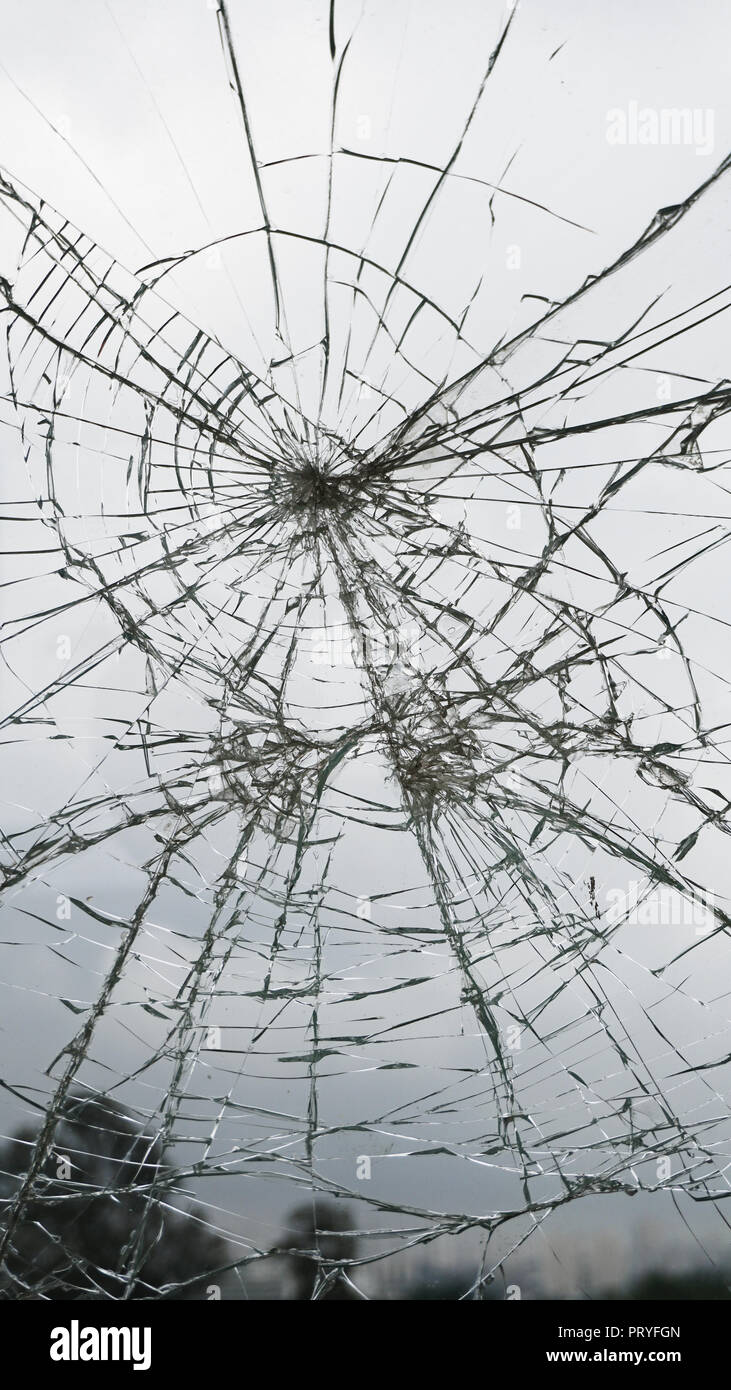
1;1097;729;1299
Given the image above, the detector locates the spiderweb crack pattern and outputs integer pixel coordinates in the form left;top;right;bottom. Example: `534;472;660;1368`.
0;0;730;1299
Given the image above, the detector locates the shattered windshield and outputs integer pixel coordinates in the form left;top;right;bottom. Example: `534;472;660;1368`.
0;0;730;1301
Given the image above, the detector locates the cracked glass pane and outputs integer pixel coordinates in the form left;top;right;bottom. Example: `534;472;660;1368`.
0;0;730;1300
